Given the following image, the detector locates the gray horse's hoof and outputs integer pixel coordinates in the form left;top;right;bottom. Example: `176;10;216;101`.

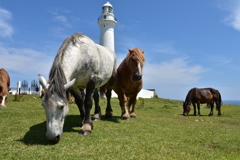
130;112;136;118
92;114;101;121
105;112;113;118
79;123;92;135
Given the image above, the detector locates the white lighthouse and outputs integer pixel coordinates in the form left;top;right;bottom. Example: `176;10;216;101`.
98;1;117;51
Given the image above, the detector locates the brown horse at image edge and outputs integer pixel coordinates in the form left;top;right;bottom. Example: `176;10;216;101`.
93;48;145;120
183;87;222;116
0;68;10;107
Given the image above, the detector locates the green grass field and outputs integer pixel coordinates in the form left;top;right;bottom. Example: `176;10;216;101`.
0;95;239;160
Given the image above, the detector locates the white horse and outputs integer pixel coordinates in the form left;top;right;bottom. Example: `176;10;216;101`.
39;33;116;142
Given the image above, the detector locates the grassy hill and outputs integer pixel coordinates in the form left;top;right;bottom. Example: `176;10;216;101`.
0;95;239;159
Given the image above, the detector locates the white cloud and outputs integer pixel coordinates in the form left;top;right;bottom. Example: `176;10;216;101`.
49;9;73;28
0;44;54;78
55;15;67;23
141;58;206;99
143;57;204;85
0;8;13;37
152;41;178;55
220;1;240;31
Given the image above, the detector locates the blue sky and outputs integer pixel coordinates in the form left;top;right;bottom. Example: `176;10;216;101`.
0;0;240;100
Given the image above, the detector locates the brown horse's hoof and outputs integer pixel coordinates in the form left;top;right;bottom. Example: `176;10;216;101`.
105;111;113;118
122;113;130;120
122;117;130;121
79;130;92;135
79;124;92;135
130;112;136;118
92;113;101;121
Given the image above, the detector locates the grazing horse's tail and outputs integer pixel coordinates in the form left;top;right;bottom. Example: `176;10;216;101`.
217;90;222;111
210;88;222;111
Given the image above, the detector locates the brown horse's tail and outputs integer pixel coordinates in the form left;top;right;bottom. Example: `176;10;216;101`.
212;89;222;111
217;90;222;111
100;85;106;98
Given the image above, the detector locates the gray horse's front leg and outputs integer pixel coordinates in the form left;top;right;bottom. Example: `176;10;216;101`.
70;89;85;127
92;88;101;121
79;79;95;135
105;87;113;118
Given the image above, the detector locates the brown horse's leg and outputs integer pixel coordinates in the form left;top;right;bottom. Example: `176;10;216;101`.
216;101;222;116
92;88;101;121
129;97;137;118
193;103;197;116
208;102;214;116
197;103;201;116
119;94;130;120
105;88;113;118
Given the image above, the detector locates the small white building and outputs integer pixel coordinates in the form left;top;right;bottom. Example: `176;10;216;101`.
111;89;156;99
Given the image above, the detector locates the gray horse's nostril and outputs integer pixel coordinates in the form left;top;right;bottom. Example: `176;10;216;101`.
54;135;60;142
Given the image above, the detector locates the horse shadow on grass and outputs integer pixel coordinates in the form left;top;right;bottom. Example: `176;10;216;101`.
17;114;121;145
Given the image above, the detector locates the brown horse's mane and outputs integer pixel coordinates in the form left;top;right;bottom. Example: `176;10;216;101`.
124;48;145;67
45;33;85;101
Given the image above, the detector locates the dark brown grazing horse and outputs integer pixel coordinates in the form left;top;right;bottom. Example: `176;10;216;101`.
0;68;10;107
98;48;145;120
183;88;222;116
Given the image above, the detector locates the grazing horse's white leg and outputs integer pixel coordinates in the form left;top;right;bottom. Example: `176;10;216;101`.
119;94;130;120
129;96;137;118
0;95;6;107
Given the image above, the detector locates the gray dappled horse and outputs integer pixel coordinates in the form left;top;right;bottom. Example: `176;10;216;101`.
39;33;116;142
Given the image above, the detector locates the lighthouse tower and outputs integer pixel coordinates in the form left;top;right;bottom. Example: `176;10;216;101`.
98;1;117;51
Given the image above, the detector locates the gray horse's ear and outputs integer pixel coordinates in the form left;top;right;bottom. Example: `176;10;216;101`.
38;74;48;90
64;78;76;90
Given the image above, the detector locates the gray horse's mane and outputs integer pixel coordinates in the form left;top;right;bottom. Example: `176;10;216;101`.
45;33;84;101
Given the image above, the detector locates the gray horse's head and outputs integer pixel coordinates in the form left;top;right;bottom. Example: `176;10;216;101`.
39;74;75;142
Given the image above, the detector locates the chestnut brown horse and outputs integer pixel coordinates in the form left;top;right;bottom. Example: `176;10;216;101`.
183;88;222;116
99;48;145;120
0;68;10;107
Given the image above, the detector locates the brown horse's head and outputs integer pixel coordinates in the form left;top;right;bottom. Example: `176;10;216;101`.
183;102;191;116
125;48;145;82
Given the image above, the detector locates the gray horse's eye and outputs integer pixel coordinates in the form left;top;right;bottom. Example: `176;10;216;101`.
60;106;64;110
